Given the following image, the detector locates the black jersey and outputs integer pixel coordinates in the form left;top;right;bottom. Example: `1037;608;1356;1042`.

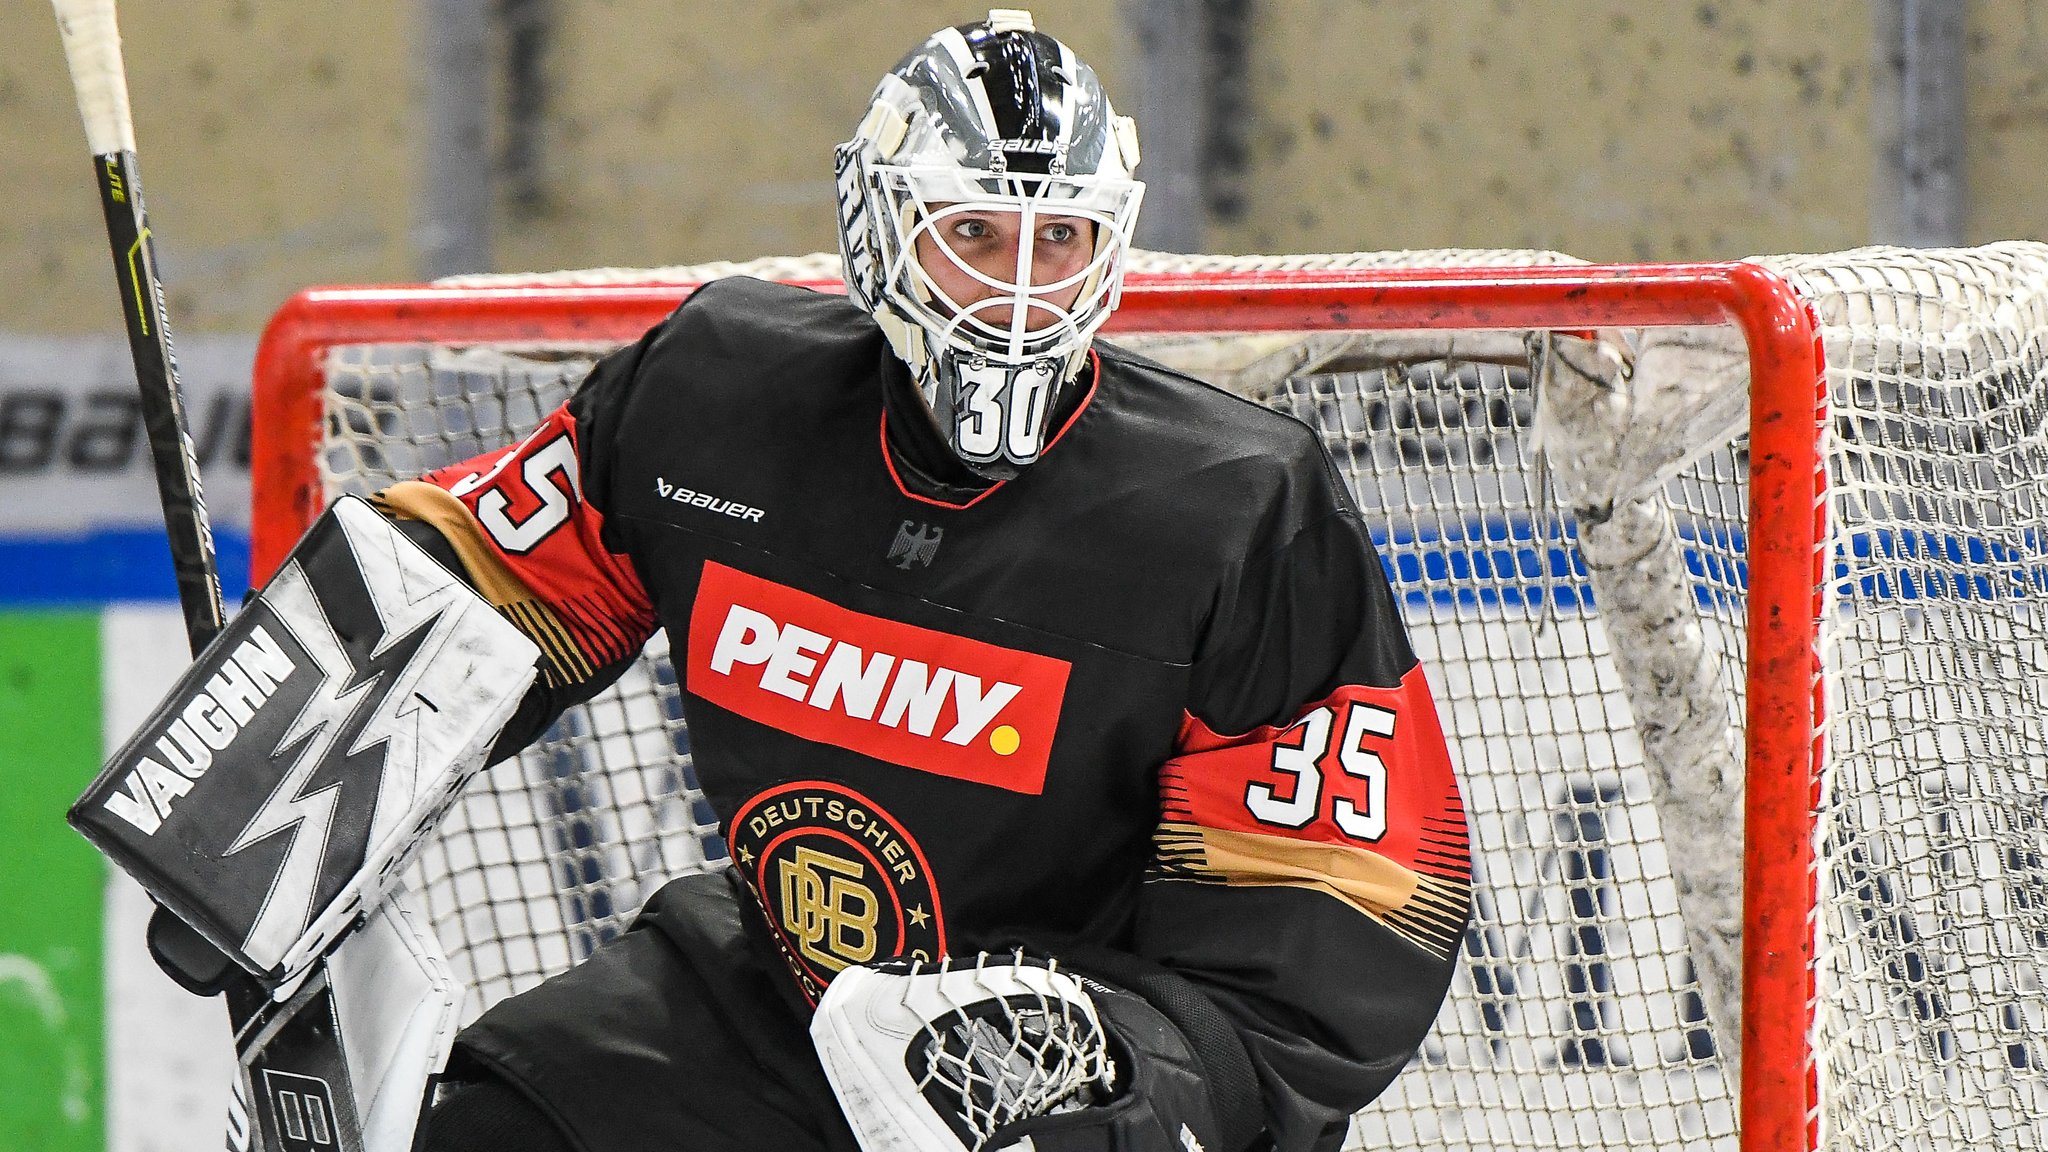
389;278;1471;1152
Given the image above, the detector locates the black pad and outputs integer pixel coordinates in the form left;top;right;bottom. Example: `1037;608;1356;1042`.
418;1076;578;1152
146;903;237;997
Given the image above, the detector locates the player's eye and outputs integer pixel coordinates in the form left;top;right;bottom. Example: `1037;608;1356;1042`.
951;218;993;241
1041;221;1080;245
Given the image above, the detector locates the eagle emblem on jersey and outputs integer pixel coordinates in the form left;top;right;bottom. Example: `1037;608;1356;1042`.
888;520;944;569
729;781;946;1005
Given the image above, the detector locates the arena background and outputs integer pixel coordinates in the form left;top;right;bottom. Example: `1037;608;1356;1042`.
0;2;2043;1149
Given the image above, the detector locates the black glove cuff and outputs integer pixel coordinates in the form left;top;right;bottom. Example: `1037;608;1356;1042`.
1039;945;1268;1152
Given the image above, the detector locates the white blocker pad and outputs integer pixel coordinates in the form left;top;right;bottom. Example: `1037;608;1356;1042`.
811;956;1116;1152
71;495;540;984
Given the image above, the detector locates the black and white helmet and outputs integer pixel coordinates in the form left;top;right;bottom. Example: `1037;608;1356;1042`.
835;9;1144;475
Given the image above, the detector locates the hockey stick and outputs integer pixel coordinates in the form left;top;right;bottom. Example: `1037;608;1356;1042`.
51;0;224;650
50;5;367;1151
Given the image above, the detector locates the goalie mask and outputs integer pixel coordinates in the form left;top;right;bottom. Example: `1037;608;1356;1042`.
835;9;1144;477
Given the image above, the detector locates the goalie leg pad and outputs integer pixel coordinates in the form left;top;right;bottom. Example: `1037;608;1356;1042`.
241;888;464;1152
70;494;540;984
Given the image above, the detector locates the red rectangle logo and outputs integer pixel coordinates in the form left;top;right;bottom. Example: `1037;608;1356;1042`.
686;561;1070;794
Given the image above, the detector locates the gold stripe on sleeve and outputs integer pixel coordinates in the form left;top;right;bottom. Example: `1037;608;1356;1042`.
372;481;596;686
1151;822;1470;960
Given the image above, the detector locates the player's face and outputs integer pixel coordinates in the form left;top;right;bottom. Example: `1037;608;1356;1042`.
913;205;1096;335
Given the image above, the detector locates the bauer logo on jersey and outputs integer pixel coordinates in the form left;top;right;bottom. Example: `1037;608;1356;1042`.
653;475;766;523
687;561;1069;794
730;781;945;1004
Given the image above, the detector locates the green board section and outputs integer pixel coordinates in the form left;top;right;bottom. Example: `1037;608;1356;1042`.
0;613;104;1152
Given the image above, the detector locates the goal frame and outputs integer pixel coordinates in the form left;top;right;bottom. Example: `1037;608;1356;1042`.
249;263;1827;1151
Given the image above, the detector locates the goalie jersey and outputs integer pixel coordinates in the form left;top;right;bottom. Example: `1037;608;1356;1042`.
381;277;1471;1152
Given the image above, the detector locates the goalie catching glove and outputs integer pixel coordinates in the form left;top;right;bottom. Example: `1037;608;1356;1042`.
812;952;1240;1152
69;495;541;986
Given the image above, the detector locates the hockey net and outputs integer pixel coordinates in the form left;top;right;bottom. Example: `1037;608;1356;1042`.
249;244;2048;1152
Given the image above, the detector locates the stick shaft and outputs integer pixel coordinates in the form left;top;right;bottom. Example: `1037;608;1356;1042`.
92;148;225;653
56;0;225;652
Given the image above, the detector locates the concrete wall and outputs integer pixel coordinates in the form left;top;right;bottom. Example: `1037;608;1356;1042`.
4;4;417;337
2;0;2044;337
1966;2;2048;247
1220;1;1877;259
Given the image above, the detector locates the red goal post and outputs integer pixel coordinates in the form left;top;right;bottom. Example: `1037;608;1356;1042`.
250;262;1828;1151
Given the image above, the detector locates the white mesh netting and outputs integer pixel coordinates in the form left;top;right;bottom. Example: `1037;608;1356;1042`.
289;244;2048;1151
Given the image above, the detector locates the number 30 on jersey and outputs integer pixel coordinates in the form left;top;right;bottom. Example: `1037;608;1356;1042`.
1244;701;1393;842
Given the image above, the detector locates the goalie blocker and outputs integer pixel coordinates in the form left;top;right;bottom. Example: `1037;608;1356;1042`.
70;495;541;985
